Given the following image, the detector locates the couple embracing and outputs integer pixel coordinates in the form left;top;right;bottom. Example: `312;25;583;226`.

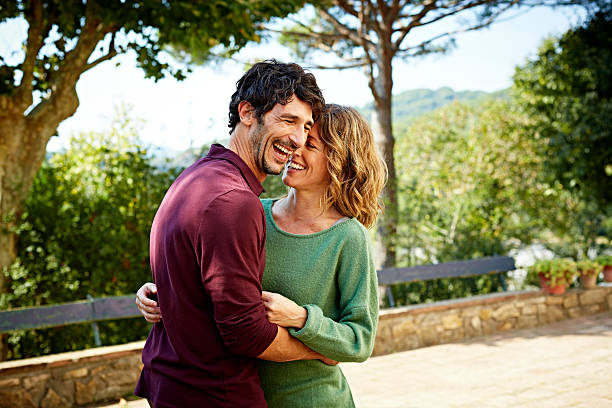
134;60;387;407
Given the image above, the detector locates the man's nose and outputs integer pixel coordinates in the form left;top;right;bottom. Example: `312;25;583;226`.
288;128;307;149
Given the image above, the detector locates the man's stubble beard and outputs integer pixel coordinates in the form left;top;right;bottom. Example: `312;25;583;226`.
250;121;283;176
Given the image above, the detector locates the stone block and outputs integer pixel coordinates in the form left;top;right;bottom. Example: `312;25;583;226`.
482;319;498;336
460;307;481;318
567;307;584;319
537;304;547;314
441;314;462;330
496;320;514;331
75;379;97;405
23;373;50;389
492;304;520;321
546;296;564;305
585;305;601;314
563;294;578;308
516;315;538;329
391;319;417;337
419;313;441;326
23;373;50;406
419;327;440;347
63;367;88;379
0;389;36;408
90;364;108;376
393;333;421;352
372;336;393;357
113;355;142;369
45;379;74;406
40;388;68;408
464;316;483;338
101;369;140;387
479;308;492;321
522;304;538;315
546;305;565;323
440;328;464;343
580;289;606;306
0;377;20;387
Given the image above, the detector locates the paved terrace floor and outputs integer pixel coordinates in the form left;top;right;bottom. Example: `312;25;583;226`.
101;313;612;408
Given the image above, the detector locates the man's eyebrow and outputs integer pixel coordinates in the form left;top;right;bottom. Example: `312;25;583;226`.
279;114;314;127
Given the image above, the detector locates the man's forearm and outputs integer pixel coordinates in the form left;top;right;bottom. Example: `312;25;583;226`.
256;326;322;362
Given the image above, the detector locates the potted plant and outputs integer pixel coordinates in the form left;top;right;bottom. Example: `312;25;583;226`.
576;259;603;289
527;259;577;295
596;255;612;282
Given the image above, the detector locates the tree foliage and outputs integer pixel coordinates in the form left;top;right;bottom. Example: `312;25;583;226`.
386;100;556;305
1;112;179;360
0;2;312;355
513;9;612;209
275;0;598;266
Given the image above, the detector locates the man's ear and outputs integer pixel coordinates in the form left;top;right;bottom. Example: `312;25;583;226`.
238;101;256;126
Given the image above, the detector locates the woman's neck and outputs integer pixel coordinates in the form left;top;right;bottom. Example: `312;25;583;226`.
272;189;343;234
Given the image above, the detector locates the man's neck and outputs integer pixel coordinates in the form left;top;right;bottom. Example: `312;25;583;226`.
228;129;266;183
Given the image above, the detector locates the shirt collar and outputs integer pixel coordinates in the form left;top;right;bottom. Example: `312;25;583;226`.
206;144;265;197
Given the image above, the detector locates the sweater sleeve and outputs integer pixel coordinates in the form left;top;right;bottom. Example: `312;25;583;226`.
288;223;379;362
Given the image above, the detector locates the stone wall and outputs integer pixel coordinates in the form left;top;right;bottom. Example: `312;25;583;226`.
0;342;144;408
1;285;611;407
373;285;612;356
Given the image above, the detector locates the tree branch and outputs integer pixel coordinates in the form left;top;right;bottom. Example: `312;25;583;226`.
28;1;108;131
84;32;119;72
392;0;441;52
15;0;45;112
397;1;519;54
319;8;375;49
336;0;360;18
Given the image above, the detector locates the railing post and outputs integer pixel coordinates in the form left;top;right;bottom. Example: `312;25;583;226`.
499;273;508;291
386;286;395;308
87;294;102;347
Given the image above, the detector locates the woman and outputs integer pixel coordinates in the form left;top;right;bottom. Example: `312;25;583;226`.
137;104;387;407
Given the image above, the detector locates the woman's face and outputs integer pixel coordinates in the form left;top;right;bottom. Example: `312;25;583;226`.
282;123;330;193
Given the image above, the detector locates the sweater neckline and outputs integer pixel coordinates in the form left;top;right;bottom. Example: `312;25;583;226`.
263;199;353;239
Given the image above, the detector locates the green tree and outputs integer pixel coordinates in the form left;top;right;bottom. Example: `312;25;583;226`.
276;0;600;267
387;100;556;305
2;110;179;359
514;9;612;210
0;1;310;338
513;9;612;259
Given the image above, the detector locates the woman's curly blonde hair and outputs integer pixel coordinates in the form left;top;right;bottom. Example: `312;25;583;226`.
318;104;387;229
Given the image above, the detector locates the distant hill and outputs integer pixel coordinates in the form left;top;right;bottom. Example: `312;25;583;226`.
359;87;509;125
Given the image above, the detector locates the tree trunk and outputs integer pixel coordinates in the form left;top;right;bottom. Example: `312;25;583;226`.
0;83;81;359
370;58;398;267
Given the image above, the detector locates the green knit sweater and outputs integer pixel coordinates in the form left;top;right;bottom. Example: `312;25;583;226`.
258;199;379;408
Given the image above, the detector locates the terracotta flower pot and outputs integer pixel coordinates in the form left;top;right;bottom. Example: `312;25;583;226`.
539;275;566;295
579;273;597;289
603;266;612;282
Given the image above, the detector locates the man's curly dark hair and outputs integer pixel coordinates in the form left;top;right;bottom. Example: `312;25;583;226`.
228;60;325;133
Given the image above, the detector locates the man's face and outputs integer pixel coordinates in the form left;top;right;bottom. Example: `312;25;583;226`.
249;96;314;175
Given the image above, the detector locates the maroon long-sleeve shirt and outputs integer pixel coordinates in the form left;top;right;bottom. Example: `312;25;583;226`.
135;144;278;408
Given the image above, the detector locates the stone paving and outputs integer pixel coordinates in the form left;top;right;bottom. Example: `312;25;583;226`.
101;312;612;408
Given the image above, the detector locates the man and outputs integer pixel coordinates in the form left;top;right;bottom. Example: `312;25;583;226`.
134;61;327;407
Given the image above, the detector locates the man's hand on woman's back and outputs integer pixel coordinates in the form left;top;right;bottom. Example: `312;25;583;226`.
136;282;162;323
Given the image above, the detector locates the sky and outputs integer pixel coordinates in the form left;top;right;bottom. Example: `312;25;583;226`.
0;6;586;153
